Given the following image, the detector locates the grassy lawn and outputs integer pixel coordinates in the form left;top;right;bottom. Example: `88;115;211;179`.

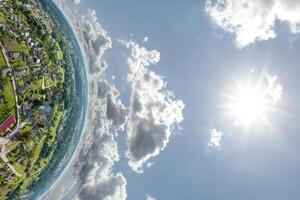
0;78;16;122
0;15;6;24
17;79;24;88
29;79;42;91
12;57;27;70
19;134;48;192
55;42;63;60
2;39;29;56
0;51;6;67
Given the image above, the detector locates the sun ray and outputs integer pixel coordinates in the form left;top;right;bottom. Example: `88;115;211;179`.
222;71;283;129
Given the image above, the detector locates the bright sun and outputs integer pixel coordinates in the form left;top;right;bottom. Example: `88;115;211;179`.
224;72;282;127
231;86;267;125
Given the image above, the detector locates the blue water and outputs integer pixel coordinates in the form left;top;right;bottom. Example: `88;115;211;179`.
17;1;88;199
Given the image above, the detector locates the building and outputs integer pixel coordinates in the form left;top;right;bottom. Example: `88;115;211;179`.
8;51;20;59
0;24;5;30
21;102;30;116
1;68;10;75
0;115;16;132
14;69;26;78
17;86;26;95
30;66;40;74
0;80;4;92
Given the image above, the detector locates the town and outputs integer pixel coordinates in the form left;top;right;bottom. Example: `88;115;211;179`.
0;0;75;198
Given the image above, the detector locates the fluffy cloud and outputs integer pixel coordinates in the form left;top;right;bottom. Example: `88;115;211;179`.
73;0;80;4
205;0;300;48
120;40;185;173
208;129;222;149
81;9;112;73
146;194;157;200
265;73;282;104
99;80;128;131
75;11;127;200
76;127;127;200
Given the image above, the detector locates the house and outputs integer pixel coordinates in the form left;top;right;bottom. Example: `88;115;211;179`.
0;24;5;31
1;67;10;75
30;66;40;74
8;51;20;59
0;115;16;132
29;56;41;64
0;80;4;91
24;76;33;86
17;86;26;95
14;69;26;78
21;102;30;116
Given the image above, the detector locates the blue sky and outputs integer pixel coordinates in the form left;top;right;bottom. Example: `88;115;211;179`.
48;0;300;199
84;0;300;199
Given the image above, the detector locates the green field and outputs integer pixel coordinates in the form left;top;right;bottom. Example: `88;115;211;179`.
54;42;63;61
2;39;29;56
0;15;6;24
0;78;16;122
12;57;27;70
0;51;6;67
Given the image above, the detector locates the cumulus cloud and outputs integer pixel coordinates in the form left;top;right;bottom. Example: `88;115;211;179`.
205;0;300;48
120;40;185;173
75;11;127;200
208;129;222;149
146;194;157;200
98;80;128;131
76;126;127;200
81;9;112;73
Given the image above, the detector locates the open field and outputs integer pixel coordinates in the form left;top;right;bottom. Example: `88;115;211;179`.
2;39;29;56
0;15;6;24
0;51;6;67
0;79;16;123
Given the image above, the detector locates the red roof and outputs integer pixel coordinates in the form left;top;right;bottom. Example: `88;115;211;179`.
0;115;16;132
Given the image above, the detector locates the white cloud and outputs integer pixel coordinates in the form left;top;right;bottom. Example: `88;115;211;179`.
73;0;80;4
143;36;149;42
265;73;283;104
99;80;128;131
77;133;127;200
208;129;222;149
81;9;112;73
120;40;185;173
74;10;127;200
146;194;157;200
205;0;300;48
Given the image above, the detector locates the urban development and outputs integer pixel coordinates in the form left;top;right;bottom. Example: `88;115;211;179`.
0;0;77;198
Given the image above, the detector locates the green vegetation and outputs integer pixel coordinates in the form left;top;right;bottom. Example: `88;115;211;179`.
0;51;6;67
0;78;16;122
2;38;28;54
0;15;6;24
